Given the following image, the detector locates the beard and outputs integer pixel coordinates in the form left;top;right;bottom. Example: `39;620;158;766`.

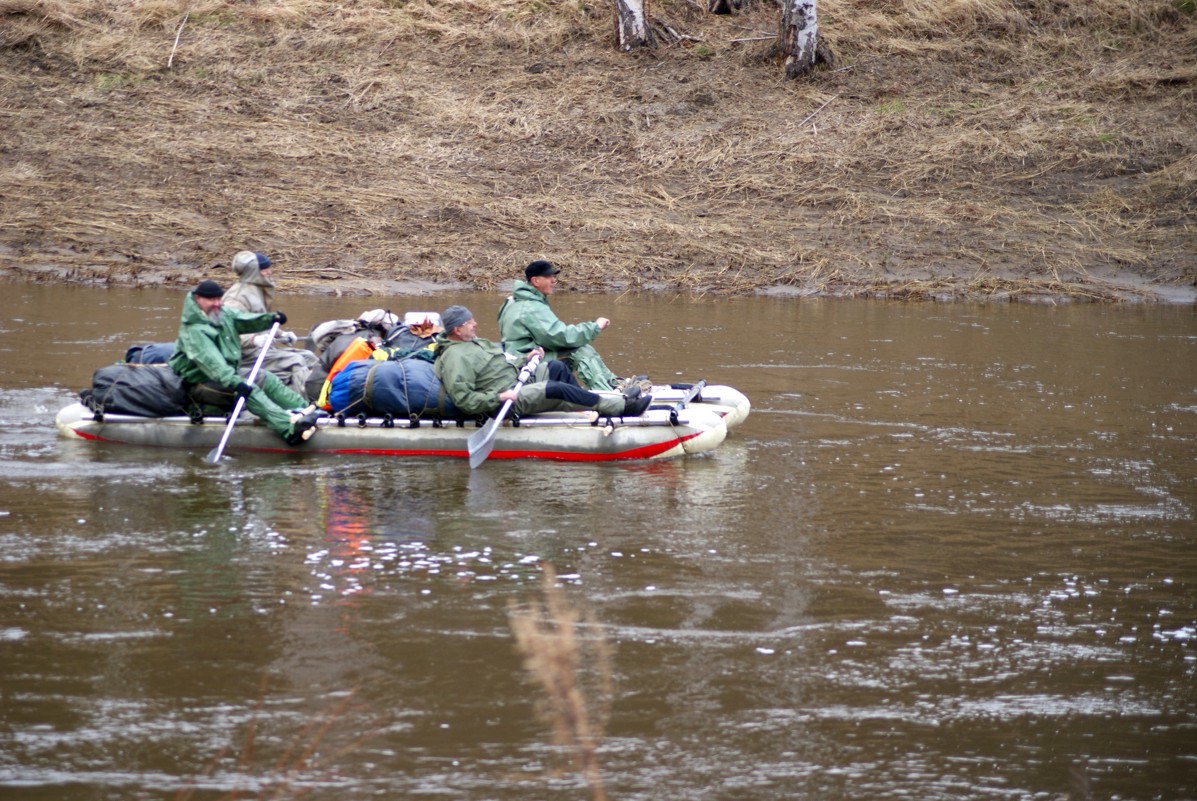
205;308;223;325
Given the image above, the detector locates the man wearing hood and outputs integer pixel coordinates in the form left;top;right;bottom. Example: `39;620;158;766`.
497;260;622;391
168;279;319;446
223;250;319;396
434;305;651;420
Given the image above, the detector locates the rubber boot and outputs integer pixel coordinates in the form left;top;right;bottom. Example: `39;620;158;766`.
595;395;626;416
621;393;653;416
285;406;322;445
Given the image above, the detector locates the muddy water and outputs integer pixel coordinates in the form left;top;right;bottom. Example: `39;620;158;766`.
1;283;1194;801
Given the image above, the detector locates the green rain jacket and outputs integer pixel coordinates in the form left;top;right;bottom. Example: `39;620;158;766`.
497;280;618;390
433;335;534;417
433;335;626;420
168;291;277;388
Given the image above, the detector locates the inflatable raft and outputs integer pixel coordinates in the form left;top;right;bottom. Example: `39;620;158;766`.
55;399;730;463
641;383;750;429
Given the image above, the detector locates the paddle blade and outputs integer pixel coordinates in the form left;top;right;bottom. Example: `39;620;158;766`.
467;416;501;469
465;368;528;469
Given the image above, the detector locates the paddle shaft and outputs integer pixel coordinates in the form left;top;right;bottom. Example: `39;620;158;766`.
467;351;542;469
669;379;707;425
206;321;281;464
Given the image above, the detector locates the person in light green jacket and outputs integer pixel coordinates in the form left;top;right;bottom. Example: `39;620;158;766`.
433;306;650;419
168;280;319;445
497;260;621;391
223;249;319;396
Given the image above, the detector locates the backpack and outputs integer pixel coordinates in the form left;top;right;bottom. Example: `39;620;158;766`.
308;319;359;356
308;311;395;356
315;337;385;410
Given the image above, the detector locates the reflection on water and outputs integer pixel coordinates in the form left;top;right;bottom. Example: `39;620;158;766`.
0;283;1194;800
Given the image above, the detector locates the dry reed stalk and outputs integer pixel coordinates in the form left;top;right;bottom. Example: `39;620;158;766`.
508;565;614;801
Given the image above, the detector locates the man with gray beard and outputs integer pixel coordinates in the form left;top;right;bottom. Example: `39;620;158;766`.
168;279;319;445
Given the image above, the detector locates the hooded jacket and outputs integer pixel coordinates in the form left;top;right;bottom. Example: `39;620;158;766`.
168;291;276;388
223;252;276;316
219;252;314;396
433;335;524;417
497;280;602;357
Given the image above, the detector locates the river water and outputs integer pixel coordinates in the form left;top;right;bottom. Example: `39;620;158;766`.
1;283;1194;801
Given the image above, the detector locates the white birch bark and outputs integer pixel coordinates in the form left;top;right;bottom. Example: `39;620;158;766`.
782;0;821;79
614;0;652;51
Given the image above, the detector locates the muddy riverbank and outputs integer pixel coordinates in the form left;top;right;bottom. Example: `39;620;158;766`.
1;0;1193;302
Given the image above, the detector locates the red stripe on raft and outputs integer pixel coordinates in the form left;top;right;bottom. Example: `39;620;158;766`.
68;428;703;461
483;435;692;462
313;431;701;461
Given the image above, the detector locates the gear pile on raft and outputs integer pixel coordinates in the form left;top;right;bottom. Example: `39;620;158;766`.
57;256;750;465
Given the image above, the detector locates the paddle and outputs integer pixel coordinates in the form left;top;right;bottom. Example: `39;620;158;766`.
205;321;280;464
468;351;542;469
668;379;707;425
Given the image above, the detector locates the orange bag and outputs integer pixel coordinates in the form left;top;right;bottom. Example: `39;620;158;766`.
316;337;381;410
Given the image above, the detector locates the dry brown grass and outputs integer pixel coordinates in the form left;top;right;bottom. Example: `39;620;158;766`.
0;0;1192;301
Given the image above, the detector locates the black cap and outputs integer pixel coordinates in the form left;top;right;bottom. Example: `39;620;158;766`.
193;280;224;298
525;260;561;280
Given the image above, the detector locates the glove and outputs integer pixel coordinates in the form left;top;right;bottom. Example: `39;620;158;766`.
235;381;254;400
272;311;288;326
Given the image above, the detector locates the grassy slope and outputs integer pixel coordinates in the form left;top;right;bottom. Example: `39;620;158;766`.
0;0;1193;300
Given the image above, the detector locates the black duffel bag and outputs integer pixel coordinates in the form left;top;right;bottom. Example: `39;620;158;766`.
80;363;191;418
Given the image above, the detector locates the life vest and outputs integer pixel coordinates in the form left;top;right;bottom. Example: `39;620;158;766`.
315;337;385;410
